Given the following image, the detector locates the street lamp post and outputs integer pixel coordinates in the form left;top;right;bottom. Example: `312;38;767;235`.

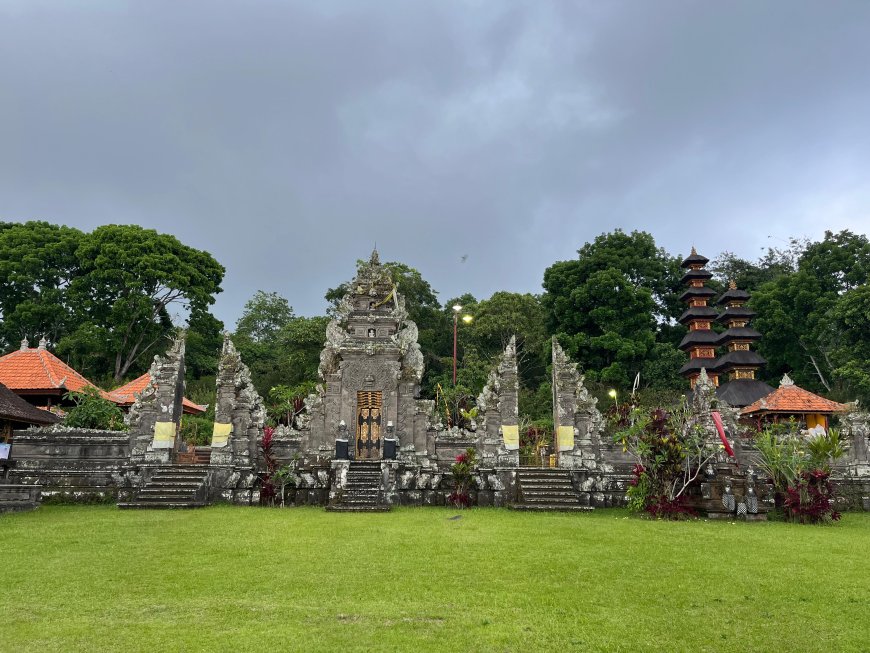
452;305;461;385
452;305;473;385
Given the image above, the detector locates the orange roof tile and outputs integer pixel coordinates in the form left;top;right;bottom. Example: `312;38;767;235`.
0;343;111;399
108;373;207;415
742;374;848;416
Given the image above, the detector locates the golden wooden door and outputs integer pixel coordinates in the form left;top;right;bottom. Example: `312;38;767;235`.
356;391;382;460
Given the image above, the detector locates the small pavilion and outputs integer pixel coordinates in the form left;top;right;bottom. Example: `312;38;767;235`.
741;374;848;431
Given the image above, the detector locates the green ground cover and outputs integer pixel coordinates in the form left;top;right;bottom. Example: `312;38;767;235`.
1;506;868;653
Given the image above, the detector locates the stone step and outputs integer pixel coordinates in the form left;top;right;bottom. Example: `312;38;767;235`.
326;504;390;512
520;478;574;487
118;501;206;510
521;490;579;499
521;495;580;505
511;504;593;512
138;488;200;497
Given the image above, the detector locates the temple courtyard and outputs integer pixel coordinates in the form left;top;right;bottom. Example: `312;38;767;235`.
2;507;868;653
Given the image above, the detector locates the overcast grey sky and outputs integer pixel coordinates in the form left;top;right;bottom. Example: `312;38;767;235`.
2;1;869;326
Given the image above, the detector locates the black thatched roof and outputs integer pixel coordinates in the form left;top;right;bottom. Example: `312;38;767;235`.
679;330;721;350
717;288;751;305
681;250;709;268
679;286;717;302
716;379;775;408
717;327;763;343
678;306;719;324
717;306;756;322
0;382;59;426
715;350;767;370
679;269;713;285
679;358;720;375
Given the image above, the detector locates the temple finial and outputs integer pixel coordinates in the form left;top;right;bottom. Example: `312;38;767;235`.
729;279;737;290
691;245;697;256
370;246;380;266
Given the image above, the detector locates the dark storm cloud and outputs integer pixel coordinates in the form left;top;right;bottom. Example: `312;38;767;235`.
1;1;869;326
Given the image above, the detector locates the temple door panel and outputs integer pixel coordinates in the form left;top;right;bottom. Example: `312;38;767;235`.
356;391;382;460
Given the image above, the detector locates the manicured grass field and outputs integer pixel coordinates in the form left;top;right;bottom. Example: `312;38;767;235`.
1;506;868;652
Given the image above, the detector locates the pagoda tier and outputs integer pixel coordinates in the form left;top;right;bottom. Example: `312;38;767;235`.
678;248;719;388
713;281;773;407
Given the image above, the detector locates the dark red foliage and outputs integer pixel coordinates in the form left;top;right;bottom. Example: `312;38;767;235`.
259;426;277;504
645;494;696;519
628;463;645;487
447;491;472;508
783;469;841;524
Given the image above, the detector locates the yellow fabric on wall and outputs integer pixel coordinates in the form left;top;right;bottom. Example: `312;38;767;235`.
502;424;519;450
152;421;176;449
211;422;232;448
557;425;575;452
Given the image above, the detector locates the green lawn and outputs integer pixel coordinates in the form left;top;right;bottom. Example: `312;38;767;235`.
1;506;868;653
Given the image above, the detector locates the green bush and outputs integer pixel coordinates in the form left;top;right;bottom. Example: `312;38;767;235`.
64;387;126;431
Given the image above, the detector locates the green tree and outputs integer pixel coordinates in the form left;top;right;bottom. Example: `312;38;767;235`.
0;221;83;350
752;230;870;398
67;225;224;383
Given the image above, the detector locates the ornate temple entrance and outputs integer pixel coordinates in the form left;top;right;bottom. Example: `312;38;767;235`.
356;391;382;460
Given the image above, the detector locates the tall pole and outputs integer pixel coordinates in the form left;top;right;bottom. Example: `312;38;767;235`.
453;312;458;385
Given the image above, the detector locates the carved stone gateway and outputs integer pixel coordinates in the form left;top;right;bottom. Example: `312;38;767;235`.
301;251;431;465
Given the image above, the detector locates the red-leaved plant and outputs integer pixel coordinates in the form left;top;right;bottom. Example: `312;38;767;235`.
260;426;277;505
448;448;477;508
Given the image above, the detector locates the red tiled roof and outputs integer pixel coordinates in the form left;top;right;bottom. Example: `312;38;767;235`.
108;373;207;415
0;345;112;399
742;378;848;416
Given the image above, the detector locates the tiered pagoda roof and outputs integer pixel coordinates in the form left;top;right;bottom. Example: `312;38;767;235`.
713;281;772;407
678;248;719;386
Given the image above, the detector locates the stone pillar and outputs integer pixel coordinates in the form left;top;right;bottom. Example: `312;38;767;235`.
210;334;266;469
551;338;602;470
476;337;519;467
128;333;187;465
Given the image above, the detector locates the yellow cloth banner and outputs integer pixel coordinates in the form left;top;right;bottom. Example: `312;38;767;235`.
211;422;232;448
557;425;575;452
502;424;520;451
152;421;176;449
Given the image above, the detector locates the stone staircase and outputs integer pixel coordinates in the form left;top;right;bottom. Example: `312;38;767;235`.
513;468;591;511
327;460;390;512
118;465;210;509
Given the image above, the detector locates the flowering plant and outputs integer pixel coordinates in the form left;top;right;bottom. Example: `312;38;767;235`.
448;447;478;508
259;426;277;505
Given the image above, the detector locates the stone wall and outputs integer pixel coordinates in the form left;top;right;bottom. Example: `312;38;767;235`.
9;427;131;499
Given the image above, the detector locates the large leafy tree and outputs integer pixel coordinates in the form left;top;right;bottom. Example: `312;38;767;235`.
67;225;224;383
543;230;679;389
752;230;870;398
0;221;83;349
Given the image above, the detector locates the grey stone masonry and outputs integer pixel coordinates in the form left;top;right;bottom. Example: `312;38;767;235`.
298;250;433;464
476;336;519;467
551;337;606;470
128;332;187;465
207;333;265;503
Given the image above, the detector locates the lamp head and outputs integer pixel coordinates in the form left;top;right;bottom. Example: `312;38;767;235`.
462;314;473;324
452;304;462;313
608;389;617;399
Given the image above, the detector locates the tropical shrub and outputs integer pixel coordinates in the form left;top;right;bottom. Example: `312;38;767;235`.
259;426;277;505
610;399;717;519
64;387;126;431
753;424;844;523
